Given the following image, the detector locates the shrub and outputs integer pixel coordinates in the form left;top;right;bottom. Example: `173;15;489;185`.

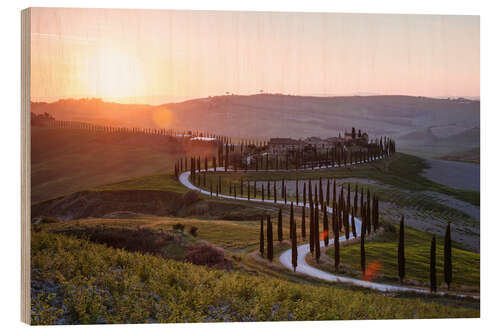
56;227;176;257
172;223;185;232
189;226;198;237
184;243;231;269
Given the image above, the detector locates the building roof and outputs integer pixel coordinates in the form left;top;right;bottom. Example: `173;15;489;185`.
269;138;299;145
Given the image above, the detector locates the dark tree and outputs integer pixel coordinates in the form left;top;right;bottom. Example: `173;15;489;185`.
334;208;340;271
303;182;307;207
360;218;366;277
444;223;452;290
366;189;371;234
267;180;271;199
267;215;273;262
323;204;329;246
430;235;437;292
291;203;298;272
260;216;265;257
274;181;277;203
301;205;306;239
326;179;330;207
319;178;323;209
309;195;315;254
314;204;321;263
261;184;265;201
398;215;405;284
345;203;350;240
277;208;283;242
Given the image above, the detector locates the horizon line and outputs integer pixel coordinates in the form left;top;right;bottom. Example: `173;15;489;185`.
30;92;481;106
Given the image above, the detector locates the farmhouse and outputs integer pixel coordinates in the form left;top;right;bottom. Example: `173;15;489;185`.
268;138;302;153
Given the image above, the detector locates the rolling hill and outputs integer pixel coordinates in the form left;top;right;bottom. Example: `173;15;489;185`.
32;94;480;158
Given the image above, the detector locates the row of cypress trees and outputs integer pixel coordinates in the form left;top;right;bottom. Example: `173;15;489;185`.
258;192;452;293
174;135;396;179
259;203;299;271
397;216;453;292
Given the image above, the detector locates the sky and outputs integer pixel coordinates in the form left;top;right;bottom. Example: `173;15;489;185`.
30;8;480;105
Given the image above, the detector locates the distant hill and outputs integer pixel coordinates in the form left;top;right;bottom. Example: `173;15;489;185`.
32;94;480;157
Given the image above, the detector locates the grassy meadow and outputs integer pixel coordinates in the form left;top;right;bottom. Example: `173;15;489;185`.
31;126;215;203
31;231;478;325
316;225;480;291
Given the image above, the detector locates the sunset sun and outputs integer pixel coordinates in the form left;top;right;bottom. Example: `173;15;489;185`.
89;48;147;100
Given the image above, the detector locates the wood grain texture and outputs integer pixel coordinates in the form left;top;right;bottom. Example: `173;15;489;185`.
21;7;31;325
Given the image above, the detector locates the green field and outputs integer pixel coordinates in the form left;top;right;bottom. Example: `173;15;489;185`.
320;225;479;291
31;231;478;324
93;172;189;194
31;127;215;203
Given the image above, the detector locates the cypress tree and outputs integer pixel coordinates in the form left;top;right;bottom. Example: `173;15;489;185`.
430;235;437;292
346;183;351;217
267;216;273;262
284;183;287;204
309;203;315;253
282;179;285;199
247;180;250;200
254;181;257;198
333;178;337;207
277;208;283;242
291;203;298;272
398;216;405;284
303;182;307;208
326;179;330;207
261;184;265;201
274;181;277;203
319;178;323;209
366;189;371;234
345;204;350;240
334;209;340;271
315;204;321;263
259;216;265;256
267;180;271;200
314;184;318;206
323;204;329;246
360;218;366;277
444;223;452;290
309;182;314;253
301;205;306;239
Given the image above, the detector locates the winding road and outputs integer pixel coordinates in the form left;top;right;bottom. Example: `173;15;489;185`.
178;160;478;299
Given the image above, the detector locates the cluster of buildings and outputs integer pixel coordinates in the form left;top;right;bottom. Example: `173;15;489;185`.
268;131;369;153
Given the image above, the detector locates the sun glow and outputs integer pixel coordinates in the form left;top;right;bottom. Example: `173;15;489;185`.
84;47;148;102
